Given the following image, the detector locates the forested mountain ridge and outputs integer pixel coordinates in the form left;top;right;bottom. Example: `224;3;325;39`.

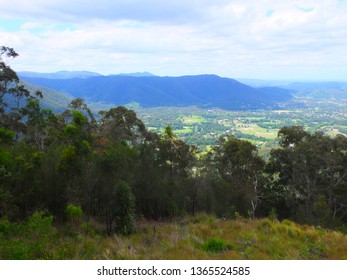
19;74;293;110
239;78;347;100
19;81;73;111
284;82;347;100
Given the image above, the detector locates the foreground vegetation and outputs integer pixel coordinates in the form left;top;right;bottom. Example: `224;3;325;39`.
1;213;347;260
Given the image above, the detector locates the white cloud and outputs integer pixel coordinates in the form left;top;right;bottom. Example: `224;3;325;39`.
0;0;229;23
1;0;347;80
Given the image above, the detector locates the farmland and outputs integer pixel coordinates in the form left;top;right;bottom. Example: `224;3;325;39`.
134;97;347;156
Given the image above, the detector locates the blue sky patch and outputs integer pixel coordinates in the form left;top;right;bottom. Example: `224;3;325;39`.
266;9;275;17
0;18;28;31
296;6;315;13
0;17;76;33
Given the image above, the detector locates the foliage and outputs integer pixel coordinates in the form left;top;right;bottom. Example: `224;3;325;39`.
0;212;56;259
65;204;83;224
202;238;231;252
267;127;347;225
113;181;135;235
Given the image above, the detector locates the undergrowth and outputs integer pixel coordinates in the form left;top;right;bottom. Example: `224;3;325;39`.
1;212;347;260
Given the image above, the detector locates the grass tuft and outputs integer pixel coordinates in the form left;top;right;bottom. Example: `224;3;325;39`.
202;238;232;253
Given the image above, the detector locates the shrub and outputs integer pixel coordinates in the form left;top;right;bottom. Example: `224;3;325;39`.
25;211;56;241
65;204;83;225
257;218;273;232
0;218;12;238
202;238;231;253
269;208;278;221
0;212;57;259
300;240;326;259
113;181;135;235
81;222;96;237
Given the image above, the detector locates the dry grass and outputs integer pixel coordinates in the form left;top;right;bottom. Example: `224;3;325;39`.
2;213;347;259
63;214;347;260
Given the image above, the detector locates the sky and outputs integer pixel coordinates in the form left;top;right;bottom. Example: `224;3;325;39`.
0;0;347;81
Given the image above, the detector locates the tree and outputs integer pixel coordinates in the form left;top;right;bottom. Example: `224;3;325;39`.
93;139;138;234
268;127;347;225
65;203;83;225
133;131;164;219
210;137;265;218
159;125;196;220
1;46;42;138
113;181;135;235
278;126;308;148
22;99;62;151
68;98;96;127
319;134;347;222
0;46;19;113
58;108;95;217
98;106;146;146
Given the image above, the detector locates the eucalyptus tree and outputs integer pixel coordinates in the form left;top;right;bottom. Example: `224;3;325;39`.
93;106;147;232
208;136;265;218
268;126;347;225
0;46;19;113
159;126;197;220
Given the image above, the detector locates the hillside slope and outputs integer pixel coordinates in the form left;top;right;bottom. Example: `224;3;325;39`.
3;81;73;113
1;214;346;259
21;81;73;111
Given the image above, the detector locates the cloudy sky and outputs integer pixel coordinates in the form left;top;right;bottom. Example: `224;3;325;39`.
1;0;347;80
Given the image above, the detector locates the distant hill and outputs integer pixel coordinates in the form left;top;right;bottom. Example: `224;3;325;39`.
19;71;102;79
282;82;347;100
257;86;296;97
113;71;156;77
239;79;347;100
236;78;294;87
3;81;73;112
20;74;292;110
21;81;73;111
19;71;156;79
283;81;347;91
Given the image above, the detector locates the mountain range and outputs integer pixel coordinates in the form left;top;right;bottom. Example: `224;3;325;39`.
19;72;293;110
18;70;102;79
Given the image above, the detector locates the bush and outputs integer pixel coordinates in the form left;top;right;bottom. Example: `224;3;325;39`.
0;212;57;259
269;208;278;221
26;211;56;241
65;204;83;225
202;238;231;253
0;218;12;238
113;181;135;235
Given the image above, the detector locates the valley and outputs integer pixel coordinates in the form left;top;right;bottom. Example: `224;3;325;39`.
18;71;347;156
133;97;347;156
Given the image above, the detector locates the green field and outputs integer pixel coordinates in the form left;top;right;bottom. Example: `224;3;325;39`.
135;97;347;154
